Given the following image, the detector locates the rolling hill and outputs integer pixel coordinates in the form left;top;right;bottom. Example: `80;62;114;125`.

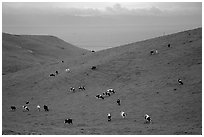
2;28;202;135
2;33;89;75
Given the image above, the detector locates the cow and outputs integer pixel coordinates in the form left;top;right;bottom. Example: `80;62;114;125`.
144;114;152;124
178;78;183;85
117;99;121;106
105;92;111;96
168;44;171;47
150;50;154;55
65;68;70;72
107;89;115;94
70;87;75;92
37;105;41;111
56;71;59;75
64;118;73;124
95;94;104;99
44;105;49;111
155;49;158;54
50;74;55;77
150;49;158;55
120;111;127;118
26;101;29;104
79;86;85;90
10;106;16;111
22;105;29;111
107;113;111;122
91;66;96;70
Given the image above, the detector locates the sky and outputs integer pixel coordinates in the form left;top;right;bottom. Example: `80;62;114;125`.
2;2;202;51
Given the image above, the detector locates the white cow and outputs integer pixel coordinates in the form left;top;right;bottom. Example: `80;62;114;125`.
107;89;115;94
65;68;70;72
22;105;29;111
37;105;41;111
120;111;127;118
144;114;152;123
107;113;111;121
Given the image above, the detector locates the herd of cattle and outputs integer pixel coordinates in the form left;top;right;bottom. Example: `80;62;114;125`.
95;88;152;123
95;88;116;100
9;43;185;128
9;87;153;125
10;104;49;112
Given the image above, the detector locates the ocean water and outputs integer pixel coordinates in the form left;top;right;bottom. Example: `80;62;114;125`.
57;24;201;51
3;24;201;51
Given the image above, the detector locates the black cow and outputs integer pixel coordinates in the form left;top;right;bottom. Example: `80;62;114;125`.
150;50;154;55
150;50;158;55
56;71;59;75
44;105;49;111
117;99;121;106
50;74;55;77
64;118;73;124
91;66;96;70
168;44;171;47
106;92;111;96
10;106;16;111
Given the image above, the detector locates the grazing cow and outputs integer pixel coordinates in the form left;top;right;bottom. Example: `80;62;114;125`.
95;94;104;99
56;71;59;75
79;86;85;90
150;50;158;55
92;50;95;52
95;95;100;98
120;111;127;118
107;89;115;94
91;66;96;70
10;106;16;111
65;68;70;72
22;105;29;111
105;92;111;96
144;114;152;124
168;44;171;47
150;50;154;55
117;99;121;106
61;61;64;63
50;74;55;77
155;49;158;54
44;105;49;111
37;105;41;111
64;118;73;124
107;113;111;122
178;79;183;85
70;87;75;92
26;101;29;104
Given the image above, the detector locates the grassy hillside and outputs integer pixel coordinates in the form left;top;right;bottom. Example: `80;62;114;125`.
2;33;89;74
2;28;202;135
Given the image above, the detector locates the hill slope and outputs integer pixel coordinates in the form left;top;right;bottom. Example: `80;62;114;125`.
2;28;202;135
2;33;89;74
